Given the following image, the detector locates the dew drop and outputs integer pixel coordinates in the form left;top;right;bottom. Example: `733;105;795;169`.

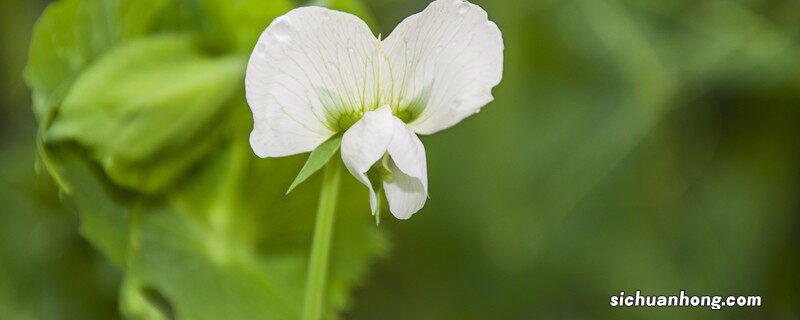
327;61;338;72
347;47;355;53
457;2;470;14
474;108;481;114
272;19;291;42
452;98;463;109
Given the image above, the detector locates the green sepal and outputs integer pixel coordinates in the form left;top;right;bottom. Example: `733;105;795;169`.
286;135;342;194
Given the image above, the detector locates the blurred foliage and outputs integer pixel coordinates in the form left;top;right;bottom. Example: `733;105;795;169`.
1;0;799;320
11;0;386;319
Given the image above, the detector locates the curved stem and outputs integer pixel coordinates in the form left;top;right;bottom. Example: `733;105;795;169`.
302;158;341;320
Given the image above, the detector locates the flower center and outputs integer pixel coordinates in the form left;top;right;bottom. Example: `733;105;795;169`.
391;85;431;123
366;153;394;188
329;110;364;131
322;84;432;131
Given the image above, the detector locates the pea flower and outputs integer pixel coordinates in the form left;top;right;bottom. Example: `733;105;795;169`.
245;0;503;219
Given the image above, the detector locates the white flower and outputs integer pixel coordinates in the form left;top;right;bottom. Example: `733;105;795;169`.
245;0;503;219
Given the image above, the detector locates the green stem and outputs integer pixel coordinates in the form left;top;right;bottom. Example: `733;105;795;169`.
302;158;341;320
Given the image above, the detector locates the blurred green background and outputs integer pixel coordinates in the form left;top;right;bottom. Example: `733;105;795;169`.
1;0;798;319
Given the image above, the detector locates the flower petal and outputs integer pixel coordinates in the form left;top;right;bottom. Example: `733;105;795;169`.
386;117;427;194
246;6;382;157
340;105;395;213
383;159;427;220
383;119;428;219
382;0;504;135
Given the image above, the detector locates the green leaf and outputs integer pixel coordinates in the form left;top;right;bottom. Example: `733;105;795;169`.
48;139;386;320
120;278;174;320
24;0;173;122
24;0;179;193
47;146;131;267
287;136;343;195
44;34;245;193
25;0;387;319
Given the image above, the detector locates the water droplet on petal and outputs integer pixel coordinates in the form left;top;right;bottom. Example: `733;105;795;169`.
434;45;443;54
474;108;481;114
452;98;463;109
327;61;338;72
458;2;470;14
272;19;291;42
347;47;355;53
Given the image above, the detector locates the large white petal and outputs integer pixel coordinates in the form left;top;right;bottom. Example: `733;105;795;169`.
340;105;395;213
246;6;382;157
384;119;427;219
382;0;504;135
